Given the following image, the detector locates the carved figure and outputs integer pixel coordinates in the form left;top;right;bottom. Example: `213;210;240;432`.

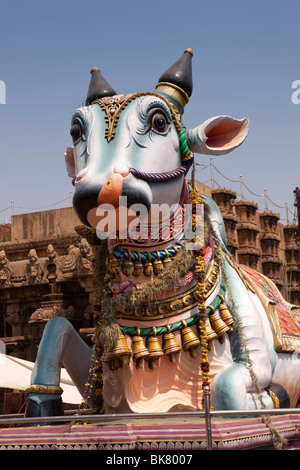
25;249;44;284
76;238;93;274
25;50;300;419
63;244;79;273
45;244;62;282
0;250;12;287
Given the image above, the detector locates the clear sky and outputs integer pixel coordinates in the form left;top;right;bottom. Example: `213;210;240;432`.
0;0;299;224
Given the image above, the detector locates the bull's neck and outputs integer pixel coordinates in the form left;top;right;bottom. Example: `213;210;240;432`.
106;181;188;281
107;180;189;251
104;181;211;297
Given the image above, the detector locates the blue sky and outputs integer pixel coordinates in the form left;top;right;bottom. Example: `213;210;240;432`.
0;0;299;223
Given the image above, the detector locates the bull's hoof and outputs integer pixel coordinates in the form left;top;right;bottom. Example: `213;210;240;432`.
24;393;64;418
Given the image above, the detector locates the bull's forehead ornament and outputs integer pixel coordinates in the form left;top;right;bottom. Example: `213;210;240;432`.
84;49;194;145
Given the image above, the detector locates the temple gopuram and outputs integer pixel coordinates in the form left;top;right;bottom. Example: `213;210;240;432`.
0;182;299;413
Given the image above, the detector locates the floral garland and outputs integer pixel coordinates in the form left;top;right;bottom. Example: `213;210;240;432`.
190;187;210;396
91;237;107;414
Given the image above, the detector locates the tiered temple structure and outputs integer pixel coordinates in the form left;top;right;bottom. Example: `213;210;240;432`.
232;199;260;270
211;187;300;303
210;188;238;257
283;224;300;305
259;211;283;290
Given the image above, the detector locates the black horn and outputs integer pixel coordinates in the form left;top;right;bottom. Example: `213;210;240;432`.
155;48;193;114
85;67;117;105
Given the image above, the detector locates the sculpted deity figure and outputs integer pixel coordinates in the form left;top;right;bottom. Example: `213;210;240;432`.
76;238;93;274
0;250;12;287
25;249;44;284
45;244;62;282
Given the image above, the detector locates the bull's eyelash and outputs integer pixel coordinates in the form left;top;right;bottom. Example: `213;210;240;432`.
71;109;90;136
135;98;172;135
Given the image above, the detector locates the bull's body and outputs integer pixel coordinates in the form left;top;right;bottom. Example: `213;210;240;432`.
25;50;300;417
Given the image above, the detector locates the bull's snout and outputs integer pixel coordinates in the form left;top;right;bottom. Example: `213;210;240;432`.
97;173;125;208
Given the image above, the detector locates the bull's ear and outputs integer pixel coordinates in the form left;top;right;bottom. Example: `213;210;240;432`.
187;115;249;155
65;146;75;178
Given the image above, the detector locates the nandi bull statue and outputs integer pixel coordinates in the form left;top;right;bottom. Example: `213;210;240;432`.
25;49;300;418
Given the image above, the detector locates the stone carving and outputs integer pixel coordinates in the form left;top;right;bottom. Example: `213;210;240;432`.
0;250;12;287
45;244;62;282
29;304;77;326
63;244;79;273
25;249;44;284
76;238;93;274
29;307;58;325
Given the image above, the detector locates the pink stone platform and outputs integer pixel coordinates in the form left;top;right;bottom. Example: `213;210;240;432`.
0;412;300;450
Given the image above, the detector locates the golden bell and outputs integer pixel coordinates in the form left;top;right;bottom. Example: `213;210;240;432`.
163;325;181;363
218;295;234;331
162;250;172;267
131;328;149;368
146;328;164;370
133;253;143;276
143;252;154;276
153;252;164;275
122;252;134;276
209;305;230;342
107;253;121;276
180;320;200;358
205;317;218;343
108;332;132;366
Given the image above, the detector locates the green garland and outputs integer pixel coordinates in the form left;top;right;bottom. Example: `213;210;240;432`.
179;125;190;157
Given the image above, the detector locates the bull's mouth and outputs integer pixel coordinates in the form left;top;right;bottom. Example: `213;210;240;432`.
86;184;152;230
74;165;187;229
92;165;188;209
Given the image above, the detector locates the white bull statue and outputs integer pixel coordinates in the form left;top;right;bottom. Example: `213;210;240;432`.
25;49;300;418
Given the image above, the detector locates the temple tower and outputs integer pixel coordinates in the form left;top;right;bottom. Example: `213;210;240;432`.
283;224;300;304
211;188;238;258
234;200;260;270
259;211;283;290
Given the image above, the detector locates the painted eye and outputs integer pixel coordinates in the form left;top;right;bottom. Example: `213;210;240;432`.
151;113;168;133
70;122;82;141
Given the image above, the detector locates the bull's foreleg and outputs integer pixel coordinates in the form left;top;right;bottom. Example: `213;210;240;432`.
212;260;278;410
25;316;93;417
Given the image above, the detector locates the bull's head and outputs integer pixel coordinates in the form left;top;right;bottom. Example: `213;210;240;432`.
65;49;249;229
